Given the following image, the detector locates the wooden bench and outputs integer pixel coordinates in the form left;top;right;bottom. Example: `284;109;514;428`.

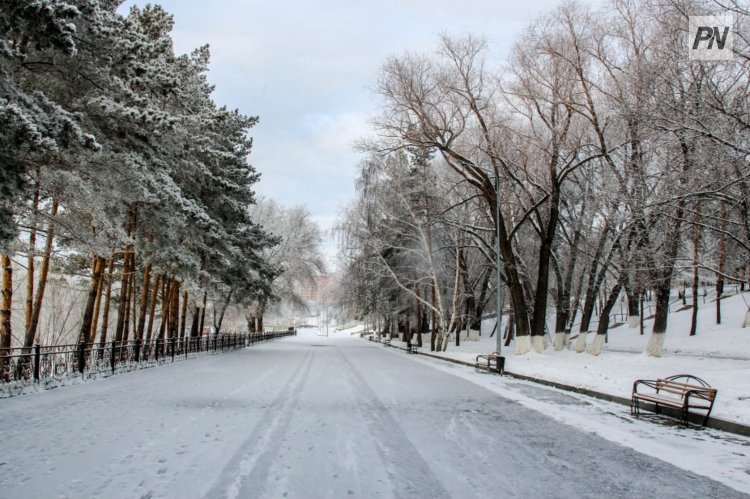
475;353;504;374
406;343;418;354
381;336;391;346
631;374;717;426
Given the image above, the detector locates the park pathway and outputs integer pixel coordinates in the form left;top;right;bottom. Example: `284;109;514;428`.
0;329;745;498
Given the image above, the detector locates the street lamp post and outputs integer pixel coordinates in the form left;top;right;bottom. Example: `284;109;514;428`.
494;173;503;355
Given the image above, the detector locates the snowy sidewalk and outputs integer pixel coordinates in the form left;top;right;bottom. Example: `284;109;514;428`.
360;337;750;495
376;292;750;429
409;346;750;432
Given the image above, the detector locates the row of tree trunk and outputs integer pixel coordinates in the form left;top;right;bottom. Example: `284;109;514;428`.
1;245;213;351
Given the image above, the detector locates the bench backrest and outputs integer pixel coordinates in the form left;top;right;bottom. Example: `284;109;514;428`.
656;379;717;401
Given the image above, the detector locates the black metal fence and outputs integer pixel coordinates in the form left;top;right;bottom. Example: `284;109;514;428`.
0;330;295;391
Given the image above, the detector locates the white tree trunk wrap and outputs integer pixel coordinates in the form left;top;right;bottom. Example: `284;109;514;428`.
587;334;605;356
515;335;532;355
742;310;750;328
532;335;545;353
574;331;587;352
628;315;639;328
645;331;665;357
553;332;565;351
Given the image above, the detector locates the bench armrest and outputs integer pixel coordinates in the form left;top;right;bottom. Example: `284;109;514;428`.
685;388;717;402
632;379;658;395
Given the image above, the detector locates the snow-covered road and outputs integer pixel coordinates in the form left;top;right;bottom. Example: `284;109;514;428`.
0;331;746;498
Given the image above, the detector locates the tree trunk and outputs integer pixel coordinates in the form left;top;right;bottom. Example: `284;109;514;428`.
169;280;179;339
405;316;412;346
645;228;683;357
452;240;461;348
25;197;58;347
90;256;105;344
190;304;201;337
645;138;690;356
552;255;570;351
626;286;640;328
199;290;208;335
504;311;515;347
24;185;39;342
78;255;106;344
567;260;587;335
689;204;702;336
717;201;726;325
145;274;161;343
213;288;234;335
556;186;587;349
639;292;645;336
530;188;560;352
430;281;437;351
1;254;13;353
415;283;423;348
575;223;611;353
114;251;131;343
131;265;138;341
645;282;671;356
180;291;188;338
588;280;623;356
380;316;391;337
473;265;492;334
459;249;482;331
122;253;136;342
115;208;136;343
99;257;115;347
483;176;531;348
136;262;152;341
158;277;170;340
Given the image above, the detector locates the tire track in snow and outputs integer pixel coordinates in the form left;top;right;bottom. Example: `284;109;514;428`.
334;345;452;499
205;348;314;499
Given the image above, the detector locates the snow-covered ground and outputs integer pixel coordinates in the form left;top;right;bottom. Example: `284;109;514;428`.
1;328;749;497
378;291;750;427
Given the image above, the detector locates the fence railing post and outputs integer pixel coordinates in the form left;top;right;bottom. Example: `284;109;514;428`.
171;337;176;362
110;341;116;374
77;341;86;375
34;344;41;383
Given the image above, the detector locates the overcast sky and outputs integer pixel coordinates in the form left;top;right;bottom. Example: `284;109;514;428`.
121;0;584;267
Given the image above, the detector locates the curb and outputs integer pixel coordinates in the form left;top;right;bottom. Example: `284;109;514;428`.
385;342;750;438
